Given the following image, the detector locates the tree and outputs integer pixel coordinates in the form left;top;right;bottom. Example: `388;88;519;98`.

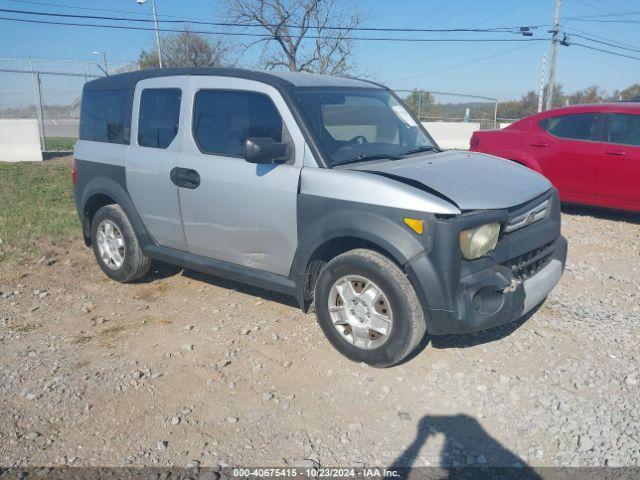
224;0;363;75
497;90;539;119
403;90;434;120
543;82;566;109
138;31;233;69
566;85;606;105
617;83;640;101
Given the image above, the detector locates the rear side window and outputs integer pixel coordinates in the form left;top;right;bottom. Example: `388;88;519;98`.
607;113;640;147
193;90;286;157
540;113;602;142
138;89;182;149
79;89;133;144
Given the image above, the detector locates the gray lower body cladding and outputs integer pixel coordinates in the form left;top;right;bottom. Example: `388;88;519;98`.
293;190;566;336
75;158;566;335
406;190;566;335
73;160;126;238
73;159;155;249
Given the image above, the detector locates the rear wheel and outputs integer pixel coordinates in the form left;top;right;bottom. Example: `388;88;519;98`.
314;249;427;368
91;204;151;282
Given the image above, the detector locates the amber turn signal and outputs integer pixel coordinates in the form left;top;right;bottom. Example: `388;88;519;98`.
403;217;424;235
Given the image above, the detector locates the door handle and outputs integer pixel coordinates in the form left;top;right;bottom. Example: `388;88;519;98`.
604;149;626;156
529;141;548;148
170;167;201;189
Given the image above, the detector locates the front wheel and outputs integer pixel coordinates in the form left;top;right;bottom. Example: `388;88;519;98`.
314;249;427;368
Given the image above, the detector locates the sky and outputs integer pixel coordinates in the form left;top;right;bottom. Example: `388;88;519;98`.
0;0;639;102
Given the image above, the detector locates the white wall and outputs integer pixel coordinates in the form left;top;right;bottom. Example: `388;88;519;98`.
0;119;42;162
422;121;480;150
500;122;513;129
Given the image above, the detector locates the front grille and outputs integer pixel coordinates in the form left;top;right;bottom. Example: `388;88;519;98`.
504;241;555;281
504;198;551;233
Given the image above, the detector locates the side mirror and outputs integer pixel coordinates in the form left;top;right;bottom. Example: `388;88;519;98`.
244;137;290;164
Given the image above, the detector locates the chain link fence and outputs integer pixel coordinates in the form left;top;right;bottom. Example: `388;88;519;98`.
393;89;500;130
0;58;102;152
0;60;514;154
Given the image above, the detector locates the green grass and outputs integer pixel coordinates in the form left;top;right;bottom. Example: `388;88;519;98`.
0;160;80;263
44;137;76;151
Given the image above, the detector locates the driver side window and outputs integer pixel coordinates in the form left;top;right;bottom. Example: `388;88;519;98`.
192;89;293;158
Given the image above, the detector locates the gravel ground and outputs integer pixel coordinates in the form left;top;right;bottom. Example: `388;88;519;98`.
0;208;639;469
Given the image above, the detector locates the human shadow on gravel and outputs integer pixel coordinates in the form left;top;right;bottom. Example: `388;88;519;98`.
390;414;542;479
562;204;640;224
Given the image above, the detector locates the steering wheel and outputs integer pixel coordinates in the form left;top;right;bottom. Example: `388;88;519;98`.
349;135;368;145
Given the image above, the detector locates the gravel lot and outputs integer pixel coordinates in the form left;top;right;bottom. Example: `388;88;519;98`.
1;207;639;469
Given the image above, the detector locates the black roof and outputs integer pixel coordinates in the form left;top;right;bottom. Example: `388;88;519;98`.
84;67;380;91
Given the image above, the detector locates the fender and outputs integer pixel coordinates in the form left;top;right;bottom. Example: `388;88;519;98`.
508;151;544;174
290;194;436;307
77;163;154;249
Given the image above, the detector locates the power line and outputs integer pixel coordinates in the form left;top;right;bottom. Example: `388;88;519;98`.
567;33;640;53
474;0;530;26
6;0;190;19
575;0;617;15
0;7;535;34
0;15;550;43
394;41;542;83
565;18;640;24
410;0;462;26
3;1;640;65
562;25;640;51
431;0;475;26
565;10;640;19
571;42;640;61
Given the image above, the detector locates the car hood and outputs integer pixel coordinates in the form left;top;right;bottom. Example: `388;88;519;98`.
349;150;552;210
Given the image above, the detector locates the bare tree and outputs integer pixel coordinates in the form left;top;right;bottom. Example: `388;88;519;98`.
225;0;363;75
139;31;233;69
566;85;606;105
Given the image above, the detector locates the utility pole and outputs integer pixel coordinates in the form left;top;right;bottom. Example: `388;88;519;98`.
101;51;108;75
29;59;45;151
136;0;163;68
152;0;163;68
545;0;561;111
537;53;547;112
92;51;108;76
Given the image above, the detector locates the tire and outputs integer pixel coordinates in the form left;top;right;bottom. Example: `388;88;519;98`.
314;248;427;368
91;204;151;282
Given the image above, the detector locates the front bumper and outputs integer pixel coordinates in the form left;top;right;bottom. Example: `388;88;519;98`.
405;190;567;335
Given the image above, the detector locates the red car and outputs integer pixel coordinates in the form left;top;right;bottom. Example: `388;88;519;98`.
470;103;640;213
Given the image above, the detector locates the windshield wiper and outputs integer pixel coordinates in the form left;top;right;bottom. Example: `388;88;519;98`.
401;145;439;156
333;153;402;167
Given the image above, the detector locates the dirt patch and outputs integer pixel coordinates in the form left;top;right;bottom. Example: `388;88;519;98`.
1;208;639;468
132;283;170;303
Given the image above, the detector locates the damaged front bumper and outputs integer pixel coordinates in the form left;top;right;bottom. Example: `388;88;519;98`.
405;190;567;336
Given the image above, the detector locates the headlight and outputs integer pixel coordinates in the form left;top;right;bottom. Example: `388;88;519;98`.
459;223;500;260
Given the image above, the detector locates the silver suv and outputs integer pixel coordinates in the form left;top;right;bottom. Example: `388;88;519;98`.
73;68;567;367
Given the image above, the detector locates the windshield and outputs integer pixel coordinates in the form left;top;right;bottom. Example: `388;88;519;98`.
293;88;438;167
